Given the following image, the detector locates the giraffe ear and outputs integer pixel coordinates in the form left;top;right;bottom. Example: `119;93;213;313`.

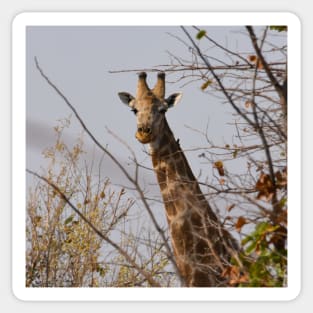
118;92;135;107
165;92;182;108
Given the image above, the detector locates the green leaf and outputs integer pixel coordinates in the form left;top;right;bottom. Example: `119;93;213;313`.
269;26;287;32
64;215;74;225
255;222;279;235
246;241;257;254
96;265;106;277
201;79;212;90
279;197;287;208
241;235;253;246
196;30;206;40
255;221;270;234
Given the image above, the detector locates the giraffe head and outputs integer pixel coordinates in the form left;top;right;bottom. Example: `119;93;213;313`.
118;72;182;144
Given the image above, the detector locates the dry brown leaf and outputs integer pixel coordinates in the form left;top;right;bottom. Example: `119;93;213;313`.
255;171;275;201
257;61;264;69
214;160;225;176
227;204;235;212
245;100;253;108
248;55;257;62
235;216;247;232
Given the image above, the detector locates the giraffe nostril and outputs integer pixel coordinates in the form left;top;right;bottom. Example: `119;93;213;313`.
138;126;152;134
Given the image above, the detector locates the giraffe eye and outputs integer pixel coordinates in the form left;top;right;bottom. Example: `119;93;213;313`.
158;107;167;114
131;108;138;115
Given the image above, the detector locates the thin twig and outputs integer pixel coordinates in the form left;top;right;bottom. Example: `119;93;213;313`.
180;26;256;128
246;26;284;100
192;26;253;66
249;28;277;193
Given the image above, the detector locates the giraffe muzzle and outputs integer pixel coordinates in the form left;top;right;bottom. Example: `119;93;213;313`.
136;126;153;143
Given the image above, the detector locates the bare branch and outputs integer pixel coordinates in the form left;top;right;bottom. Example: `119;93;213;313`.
192;26;253;66
26;168;161;287
180;26;256;128
249;28;277;190
246;26;285;101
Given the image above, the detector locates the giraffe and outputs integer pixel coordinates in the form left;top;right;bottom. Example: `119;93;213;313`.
118;72;238;287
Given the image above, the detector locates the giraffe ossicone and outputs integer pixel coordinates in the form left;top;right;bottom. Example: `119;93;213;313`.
118;72;238;287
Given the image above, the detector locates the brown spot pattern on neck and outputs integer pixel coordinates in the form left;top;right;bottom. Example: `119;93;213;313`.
150;120;238;287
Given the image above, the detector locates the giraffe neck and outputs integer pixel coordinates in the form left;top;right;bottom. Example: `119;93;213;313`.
149;119;214;222
149;119;236;287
